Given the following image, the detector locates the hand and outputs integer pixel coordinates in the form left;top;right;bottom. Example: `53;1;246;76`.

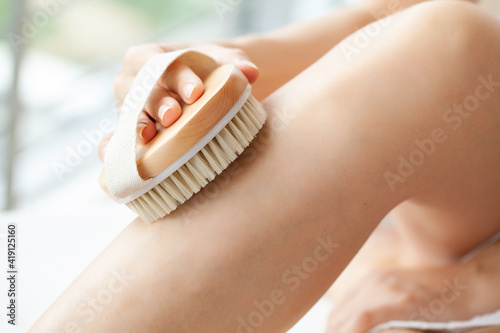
325;247;500;333
98;42;259;161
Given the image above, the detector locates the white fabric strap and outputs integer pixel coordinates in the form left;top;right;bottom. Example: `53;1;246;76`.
104;49;216;199
370;309;500;333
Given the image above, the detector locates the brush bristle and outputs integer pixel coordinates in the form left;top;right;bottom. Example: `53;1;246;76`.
126;95;266;223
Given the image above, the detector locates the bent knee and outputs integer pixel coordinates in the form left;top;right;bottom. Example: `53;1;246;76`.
408;0;487;27
401;1;499;56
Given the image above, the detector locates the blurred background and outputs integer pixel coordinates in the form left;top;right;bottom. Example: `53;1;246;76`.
0;0;499;331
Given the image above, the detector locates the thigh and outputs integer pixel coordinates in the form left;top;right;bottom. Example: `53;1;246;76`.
313;0;500;263
385;1;500;263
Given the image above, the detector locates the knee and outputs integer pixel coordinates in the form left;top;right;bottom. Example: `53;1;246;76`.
378;0;500;88
338;1;493;66
407;0;485;28
403;1;496;56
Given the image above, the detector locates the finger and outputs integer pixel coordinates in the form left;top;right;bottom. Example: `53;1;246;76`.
327;292;397;333
213;50;259;83
137;111;157;144
337;310;379;333
339;303;416;333
97;112;157;163
233;58;259;84
162;61;204;104
98;132;113;162
144;85;183;127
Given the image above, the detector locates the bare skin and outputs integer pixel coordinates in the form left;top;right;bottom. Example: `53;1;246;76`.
30;1;500;332
114;0;475;145
327;240;500;332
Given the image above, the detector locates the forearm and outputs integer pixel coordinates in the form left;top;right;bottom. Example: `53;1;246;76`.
221;6;375;99
219;0;420;99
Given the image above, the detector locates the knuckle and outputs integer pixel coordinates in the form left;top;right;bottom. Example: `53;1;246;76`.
397;292;416;306
356;310;376;327
124;43;155;62
231;48;247;58
371;270;390;284
161;41;186;52
123;46;140;61
220;47;247;60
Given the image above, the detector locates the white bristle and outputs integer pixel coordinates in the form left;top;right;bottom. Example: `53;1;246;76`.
184;161;207;186
200;145;223;174
177;165;201;193
227;120;247;147
148;187;170;212
216;129;240;158
190;154;216;180
135;196;155;222
208;139;229;168
125;95;266;223
169;172;191;198
154;185;178;210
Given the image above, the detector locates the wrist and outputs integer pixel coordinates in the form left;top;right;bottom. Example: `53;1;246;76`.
214;32;265;51
214;34;293;99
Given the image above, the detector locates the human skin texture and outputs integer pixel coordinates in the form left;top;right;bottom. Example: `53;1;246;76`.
326;239;500;332
30;1;500;332
118;0;450;144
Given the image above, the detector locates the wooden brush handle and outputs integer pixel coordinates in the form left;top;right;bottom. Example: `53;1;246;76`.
101;50;249;199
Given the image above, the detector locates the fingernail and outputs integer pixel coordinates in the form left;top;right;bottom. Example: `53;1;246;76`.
137;123;147;140
183;83;196;100
159;105;172;123
239;59;259;71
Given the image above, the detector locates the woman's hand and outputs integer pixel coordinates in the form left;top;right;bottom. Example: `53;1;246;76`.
326;240;500;333
98;42;259;161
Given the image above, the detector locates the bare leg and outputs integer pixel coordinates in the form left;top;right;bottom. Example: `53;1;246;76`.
30;1;500;332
